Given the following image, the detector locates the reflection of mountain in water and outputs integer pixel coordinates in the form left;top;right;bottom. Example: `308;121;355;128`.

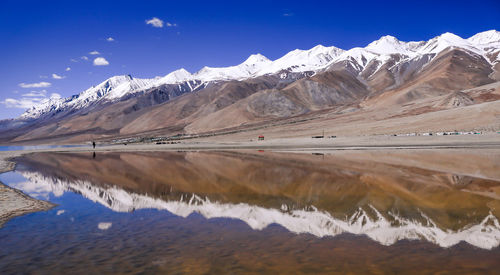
17;171;500;250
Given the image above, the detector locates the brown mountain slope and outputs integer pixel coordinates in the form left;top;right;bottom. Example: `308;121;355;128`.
122;70;370;135
363;48;494;111
120;76;282;135
11;76;283;142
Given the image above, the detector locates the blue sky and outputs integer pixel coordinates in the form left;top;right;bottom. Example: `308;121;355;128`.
0;0;499;119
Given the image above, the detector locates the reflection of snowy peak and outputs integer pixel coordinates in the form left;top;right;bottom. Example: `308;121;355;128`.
17;171;500;250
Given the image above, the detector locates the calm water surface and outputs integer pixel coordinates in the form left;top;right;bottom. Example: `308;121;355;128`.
0;144;86;151
1;150;500;274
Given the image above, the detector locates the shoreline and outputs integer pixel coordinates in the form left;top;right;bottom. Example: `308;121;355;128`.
2;134;500;174
0;150;55;227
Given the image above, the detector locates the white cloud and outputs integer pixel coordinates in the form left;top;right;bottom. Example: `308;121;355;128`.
70;58;78;63
1;91;61;109
52;73;65;79
81;56;89;61
106;37;114;42
23;90;47;97
89;50;100;55
1;98;37;109
39;75;48;79
19;82;51;88
93;57;109;66
146;17;164;28
166;22;177;27
65;67;71;71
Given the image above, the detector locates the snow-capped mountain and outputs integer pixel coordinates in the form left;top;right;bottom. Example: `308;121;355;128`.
21;75;157;119
329;31;500;74
468;30;500;47
14;171;500;250
365;35;419;55
18;30;500;120
155;68;192;85
192;53;273;81
257;45;344;75
418;32;490;57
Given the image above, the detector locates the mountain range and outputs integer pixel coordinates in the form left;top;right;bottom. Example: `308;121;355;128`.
1;30;500;143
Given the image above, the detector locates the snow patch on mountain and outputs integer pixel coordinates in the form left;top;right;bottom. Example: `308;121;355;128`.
335;47;379;70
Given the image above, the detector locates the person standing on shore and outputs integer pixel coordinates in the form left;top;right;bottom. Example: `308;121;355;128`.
92;141;96;149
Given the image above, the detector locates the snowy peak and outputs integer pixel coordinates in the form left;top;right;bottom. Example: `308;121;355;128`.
418;32;479;55
367;35;400;46
468;30;500;45
366;32;481;56
103;74;133;86
20;96;65;120
286;44;344;62
20;74;156;119
86;75;133;95
335;47;378;69
258;44;344;75
179;44;343;82
242;53;271;65
438;32;464;41
193;54;272;81
79;74;156;101
157;68;192;85
365;35;416;55
348;31;494;72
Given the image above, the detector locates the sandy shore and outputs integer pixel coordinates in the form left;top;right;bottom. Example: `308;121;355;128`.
0;151;55;227
0;182;55;227
2;134;500;171
0;133;499;227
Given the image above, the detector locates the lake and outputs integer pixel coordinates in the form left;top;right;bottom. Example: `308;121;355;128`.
0;144;87;151
1;149;499;274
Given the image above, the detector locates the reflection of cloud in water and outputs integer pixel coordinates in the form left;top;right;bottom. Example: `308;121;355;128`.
98;222;112;230
9;178;65;200
16;171;500;250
